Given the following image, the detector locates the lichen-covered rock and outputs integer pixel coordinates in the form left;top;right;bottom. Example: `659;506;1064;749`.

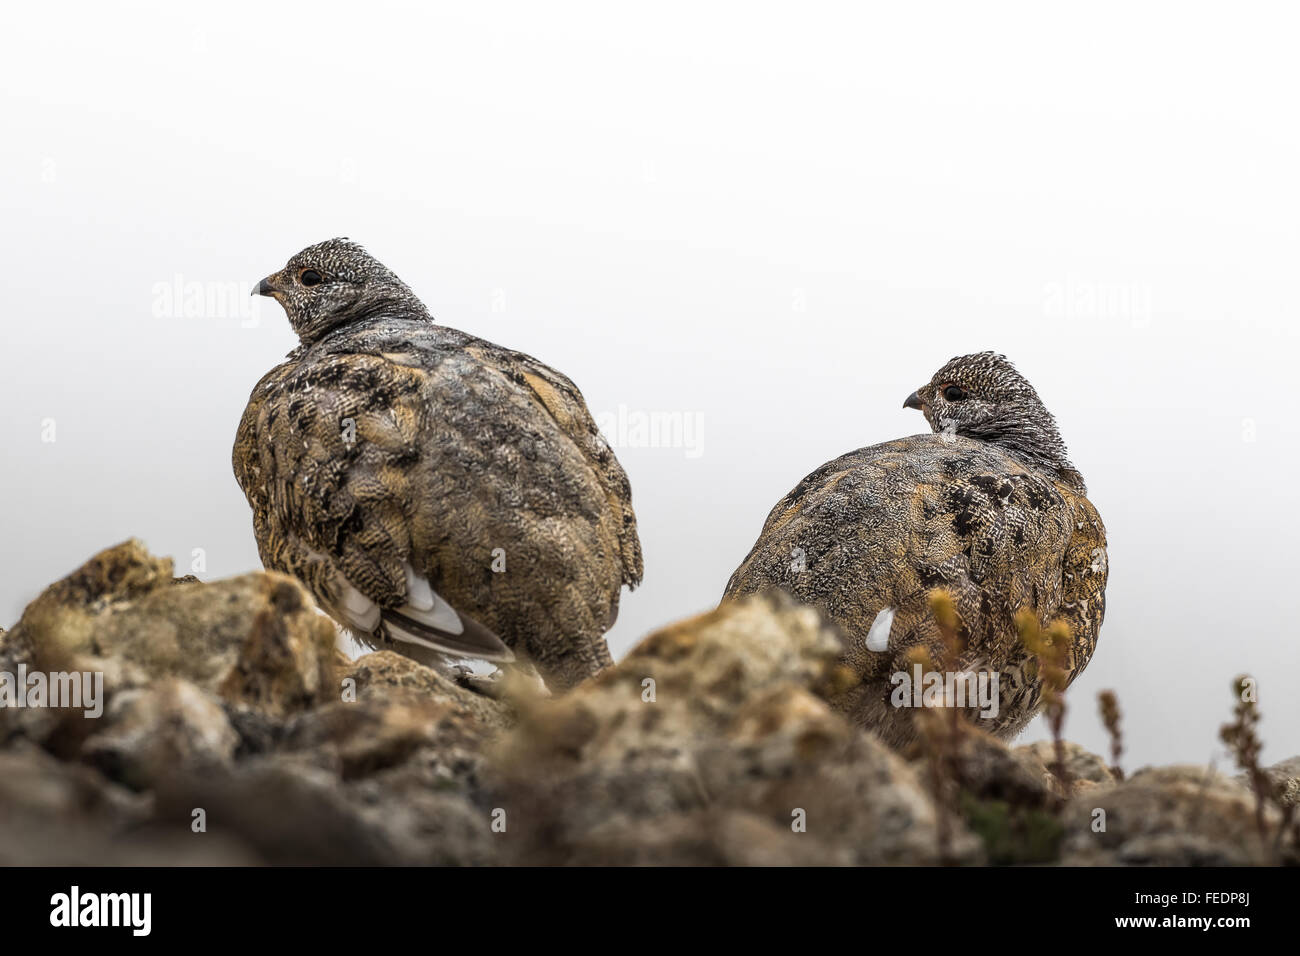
3;540;338;718
149;757;413;865
1015;740;1116;793
901;726;1064;864
565;810;840;866
1061;765;1291;866
0;541;507;865
0;740;145;825
1;541;1296;866
80;678;239;790
956;728;1060;806
0;741;253;865
1247;755;1300;809
347;760;501;865
283;694;486;782
489;594;981;865
346;651;513;732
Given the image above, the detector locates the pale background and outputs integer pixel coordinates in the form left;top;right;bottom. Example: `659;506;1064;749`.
2;2;1296;768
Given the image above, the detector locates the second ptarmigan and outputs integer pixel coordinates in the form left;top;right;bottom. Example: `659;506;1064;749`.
233;239;643;690
724;352;1107;748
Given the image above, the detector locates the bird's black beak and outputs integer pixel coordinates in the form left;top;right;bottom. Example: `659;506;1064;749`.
252;277;275;297
903;390;926;411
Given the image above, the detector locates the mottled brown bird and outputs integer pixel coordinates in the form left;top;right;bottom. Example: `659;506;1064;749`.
724;352;1106;749
233;239;642;690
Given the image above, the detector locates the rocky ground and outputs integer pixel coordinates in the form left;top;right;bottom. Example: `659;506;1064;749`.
1;540;1295;866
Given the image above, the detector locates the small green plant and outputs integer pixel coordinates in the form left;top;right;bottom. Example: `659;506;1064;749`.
958;792;1064;865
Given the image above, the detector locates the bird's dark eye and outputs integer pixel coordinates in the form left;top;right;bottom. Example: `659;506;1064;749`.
943;384;967;402
299;269;323;287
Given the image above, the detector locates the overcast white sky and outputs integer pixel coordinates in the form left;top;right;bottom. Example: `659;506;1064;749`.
2;2;1297;768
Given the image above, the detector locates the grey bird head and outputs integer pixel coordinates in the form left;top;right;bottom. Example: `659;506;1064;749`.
253;238;429;343
903;351;1084;490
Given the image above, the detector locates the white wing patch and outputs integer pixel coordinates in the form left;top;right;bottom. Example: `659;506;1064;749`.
335;562;464;640
332;561;511;662
339;579;381;632
404;565;434;610
865;606;895;652
397;562;463;635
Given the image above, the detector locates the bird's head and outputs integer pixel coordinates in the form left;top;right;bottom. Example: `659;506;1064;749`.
903;351;1084;489
253;238;428;343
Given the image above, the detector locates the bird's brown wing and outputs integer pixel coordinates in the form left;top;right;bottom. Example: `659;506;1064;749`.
232;351;512;661
724;436;1079;733
234;327;639;688
1053;486;1108;687
461;340;644;591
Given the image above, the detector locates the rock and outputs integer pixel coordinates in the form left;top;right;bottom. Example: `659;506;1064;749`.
214;576;340;715
619;591;848;718
0;541;509;865
905;727;1063;865
4;540;338;718
0;740;144;825
0;741;252;865
149;757;412;865
140;750;499;865
283;695;486;782
489;594;982;865
567;810;840;866
81;678;239;790
2;541;1296;866
1015;740;1116;793
959;728;1059;806
1243;756;1300;809
1061;764;1290;865
346;762;500;865
346;651;513;733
